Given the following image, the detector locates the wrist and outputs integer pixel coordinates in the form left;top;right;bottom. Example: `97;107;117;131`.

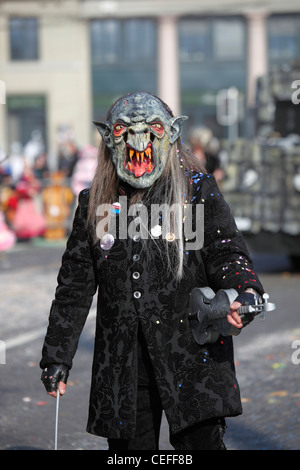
245;288;258;295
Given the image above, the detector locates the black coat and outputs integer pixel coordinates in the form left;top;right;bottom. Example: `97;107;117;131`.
40;173;264;439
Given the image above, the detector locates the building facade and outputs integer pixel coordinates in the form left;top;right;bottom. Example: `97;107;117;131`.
1;0;300;167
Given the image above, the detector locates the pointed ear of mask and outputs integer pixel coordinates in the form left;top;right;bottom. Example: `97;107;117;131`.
93;121;113;148
169;115;189;144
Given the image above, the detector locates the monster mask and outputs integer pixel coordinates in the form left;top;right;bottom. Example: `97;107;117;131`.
94;92;188;188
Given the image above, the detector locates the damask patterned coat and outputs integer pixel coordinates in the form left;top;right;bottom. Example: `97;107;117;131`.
40;173;264;439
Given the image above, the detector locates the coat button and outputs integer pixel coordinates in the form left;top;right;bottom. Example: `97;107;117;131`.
132;272;140;280
133;235;141;242
133;254;140;262
133;291;141;299
166;232;175;242
151;225;162;237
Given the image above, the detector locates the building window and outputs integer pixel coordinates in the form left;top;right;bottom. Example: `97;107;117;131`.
91;19;156;65
7;95;47;150
179;20;210;62
179;17;245;63
179;17;247;139
9;17;39;61
268;14;300;67
213;20;245;60
91;20;120;64
90;19;157;120
123;20;156;63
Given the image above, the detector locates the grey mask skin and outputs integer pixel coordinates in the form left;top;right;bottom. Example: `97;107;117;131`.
94;92;188;188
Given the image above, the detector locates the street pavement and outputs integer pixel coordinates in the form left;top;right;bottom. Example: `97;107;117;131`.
0;240;299;451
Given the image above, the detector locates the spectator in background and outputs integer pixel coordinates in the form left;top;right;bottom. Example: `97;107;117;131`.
71;145;97;197
23;130;45;168
0;210;15;251
4;142;25;185
12;161;46;240
33;153;49;180
189;127;224;183
42;171;74;240
56;125;79;178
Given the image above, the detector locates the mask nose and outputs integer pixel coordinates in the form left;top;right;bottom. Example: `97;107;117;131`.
127;122;150;152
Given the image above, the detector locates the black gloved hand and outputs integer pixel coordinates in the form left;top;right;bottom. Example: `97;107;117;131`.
41;364;69;393
235;291;257;328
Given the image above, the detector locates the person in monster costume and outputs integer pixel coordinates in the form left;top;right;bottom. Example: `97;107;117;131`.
40;92;264;450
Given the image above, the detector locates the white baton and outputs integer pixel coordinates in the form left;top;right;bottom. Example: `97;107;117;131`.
54;386;60;450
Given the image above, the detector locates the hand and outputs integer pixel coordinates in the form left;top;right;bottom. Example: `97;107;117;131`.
227;289;258;329
227;300;243;329
41;364;69;398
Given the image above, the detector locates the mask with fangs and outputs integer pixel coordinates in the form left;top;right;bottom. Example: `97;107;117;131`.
93;92;188;188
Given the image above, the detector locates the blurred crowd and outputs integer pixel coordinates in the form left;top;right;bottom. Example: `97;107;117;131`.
0;128;98;252
0;124;223;252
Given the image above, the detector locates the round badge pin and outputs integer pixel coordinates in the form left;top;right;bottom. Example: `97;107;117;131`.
111;202;121;215
100;233;115;250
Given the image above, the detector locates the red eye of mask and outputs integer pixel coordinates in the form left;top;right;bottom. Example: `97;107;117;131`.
150;122;164;134
114;123;127;136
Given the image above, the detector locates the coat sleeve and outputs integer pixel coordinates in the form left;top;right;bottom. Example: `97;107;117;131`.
40;190;97;370
199;175;264;296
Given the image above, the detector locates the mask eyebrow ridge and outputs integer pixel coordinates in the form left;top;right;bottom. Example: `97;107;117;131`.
114;115;131;124
146;115;164;124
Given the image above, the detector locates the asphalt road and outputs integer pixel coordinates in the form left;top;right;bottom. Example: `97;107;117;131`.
0;240;299;451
